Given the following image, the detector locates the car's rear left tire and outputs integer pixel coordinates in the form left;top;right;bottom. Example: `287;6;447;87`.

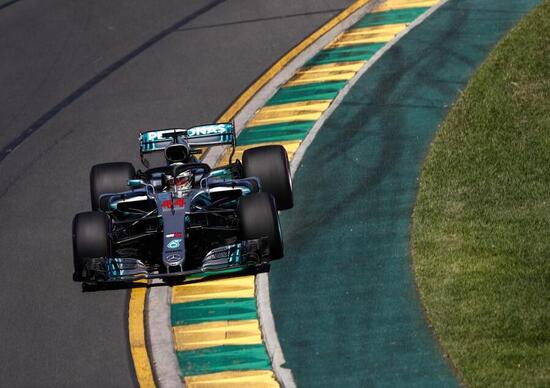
90;162;135;211
72;211;111;281
242;145;293;210
238;192;283;260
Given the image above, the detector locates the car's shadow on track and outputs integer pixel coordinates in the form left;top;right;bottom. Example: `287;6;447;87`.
81;281;152;293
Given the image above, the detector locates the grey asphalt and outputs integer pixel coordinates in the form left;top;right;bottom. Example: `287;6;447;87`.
0;1;354;386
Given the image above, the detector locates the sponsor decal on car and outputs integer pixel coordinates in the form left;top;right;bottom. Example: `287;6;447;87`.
167;239;182;249
165;253;182;265
187;124;229;137
141;129;184;142
139;130;184;152
165;232;183;238
161;198;185;209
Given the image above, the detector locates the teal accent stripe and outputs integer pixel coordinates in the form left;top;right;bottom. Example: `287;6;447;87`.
177;345;271;376
171;298;257;326
306;43;385;66
354;7;430;28
186;268;245;280
266;81;346;106
238;121;314;146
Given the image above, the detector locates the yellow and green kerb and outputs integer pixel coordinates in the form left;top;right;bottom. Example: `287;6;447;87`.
170;1;440;386
171;273;278;386
218;1;439;164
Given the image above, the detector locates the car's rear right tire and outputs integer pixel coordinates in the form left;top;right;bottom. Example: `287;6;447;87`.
72;211;111;281
238;192;283;260
90;162;135;211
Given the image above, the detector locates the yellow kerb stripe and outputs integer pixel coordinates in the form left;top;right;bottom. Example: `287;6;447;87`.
218;140;302;166
373;0;439;12
326;23;408;48
217;0;372;122
172;275;255;304
128;283;155;387
174;320;262;351
247;100;332;128
285;61;365;87
184;370;279;388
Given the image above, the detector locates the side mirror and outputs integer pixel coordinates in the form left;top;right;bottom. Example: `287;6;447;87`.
128;179;146;188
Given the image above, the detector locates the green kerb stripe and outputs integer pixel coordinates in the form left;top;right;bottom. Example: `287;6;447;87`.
354;7;430;28
266;81;346;106
177;345;271;376
171;298;257;326
238;121;314;146
306;43;385;66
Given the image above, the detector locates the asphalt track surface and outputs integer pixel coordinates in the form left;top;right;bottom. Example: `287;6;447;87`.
0;1;354;386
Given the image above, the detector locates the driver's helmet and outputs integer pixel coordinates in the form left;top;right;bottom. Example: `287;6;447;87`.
167;170;193;194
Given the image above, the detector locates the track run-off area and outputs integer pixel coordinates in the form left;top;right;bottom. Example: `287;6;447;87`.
0;0;542;387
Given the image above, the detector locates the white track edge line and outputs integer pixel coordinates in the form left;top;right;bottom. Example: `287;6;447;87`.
252;3;388;388
147;281;182;387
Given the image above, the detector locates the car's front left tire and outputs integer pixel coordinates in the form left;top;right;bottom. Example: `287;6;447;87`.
72;211;111;281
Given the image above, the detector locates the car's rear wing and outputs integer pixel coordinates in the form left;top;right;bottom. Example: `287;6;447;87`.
139;122;235;154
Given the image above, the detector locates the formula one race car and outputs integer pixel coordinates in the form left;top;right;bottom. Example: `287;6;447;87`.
72;122;293;285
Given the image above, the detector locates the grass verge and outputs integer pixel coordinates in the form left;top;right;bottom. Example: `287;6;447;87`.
412;1;550;386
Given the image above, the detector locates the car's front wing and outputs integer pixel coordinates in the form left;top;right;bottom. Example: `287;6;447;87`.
81;238;269;283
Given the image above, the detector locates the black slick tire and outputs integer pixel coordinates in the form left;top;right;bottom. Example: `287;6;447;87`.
72;211;111;281
90;162;135;211
238;192;283;260
242;145;293;210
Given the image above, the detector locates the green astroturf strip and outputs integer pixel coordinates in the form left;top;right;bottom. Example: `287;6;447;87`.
354;7;429;27
269;0;543;386
306;43;384;66
171;298;257;326
237;121;314;146
266;81;346;105
177;345;271;376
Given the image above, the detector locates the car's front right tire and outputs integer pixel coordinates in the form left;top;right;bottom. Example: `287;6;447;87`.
238;192;283;260
90;162;135;211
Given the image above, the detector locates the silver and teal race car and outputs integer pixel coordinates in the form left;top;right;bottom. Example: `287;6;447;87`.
72;122;293;286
